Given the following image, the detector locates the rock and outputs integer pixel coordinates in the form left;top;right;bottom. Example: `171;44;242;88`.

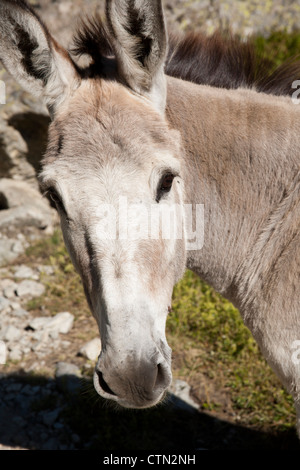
12;416;26;428
169;379;199;412
9;300;21;310
0;205;49;231
8;347;23;362
0;239;25;267
42;438;59;450
2;325;22;342
78;338;101;361
28;312;74;335
55;362;82;395
22;384;41;396
31;331;51;352
55;362;81;379
0;279;17;298
2;283;18;299
14;265;36;279
11;307;29;318
42;409;61;427
0;179;54;231
5;382;23;393
0;279;15;294
0;296;10;313
27;317;50;331
0;178;36;209
15;280;45;298
11;240;24;255
46;312;74;334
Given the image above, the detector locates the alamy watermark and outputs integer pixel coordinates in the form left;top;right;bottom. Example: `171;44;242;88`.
292;80;300;104
0;341;7;365
291;340;300;365
0;80;6;105
94;197;204;251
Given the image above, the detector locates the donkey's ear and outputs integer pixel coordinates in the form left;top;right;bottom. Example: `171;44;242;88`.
106;0;167;114
0;0;79;116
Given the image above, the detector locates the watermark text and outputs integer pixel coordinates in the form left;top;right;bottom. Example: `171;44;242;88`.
0;80;6;105
94;198;204;251
291;340;300;365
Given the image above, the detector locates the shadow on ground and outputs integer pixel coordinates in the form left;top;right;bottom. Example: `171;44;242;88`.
0;371;299;451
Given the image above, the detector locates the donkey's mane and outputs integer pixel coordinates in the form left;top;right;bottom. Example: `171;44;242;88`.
72;14;300;97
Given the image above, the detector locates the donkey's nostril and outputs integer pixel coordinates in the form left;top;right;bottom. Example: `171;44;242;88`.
96;370;117;396
154;362;171;391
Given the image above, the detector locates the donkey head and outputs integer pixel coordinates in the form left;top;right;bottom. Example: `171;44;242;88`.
0;0;187;408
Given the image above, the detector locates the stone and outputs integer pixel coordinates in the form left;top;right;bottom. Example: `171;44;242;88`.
31;331;51;352
0;239;25;267
14;265;36;279
0;103;49;185
28;312;74;335
0;278;15;292
28;317;51;331
55;362;81;379
0;296;10;312
42;438;59;450
45;312;74;335
169;379;199;412
0;179;54;231
15;280;45;298
78;338;101;361
5;382;23;393
3;325;22;342
42;409;61;427
8;348;22;362
55;362;82;395
9;301;21;310
1;280;18;298
21;384;41;396
11;307;29;318
12;416;27;428
11;240;24;254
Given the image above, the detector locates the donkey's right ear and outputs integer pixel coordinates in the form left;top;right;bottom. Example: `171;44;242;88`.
0;0;80;116
106;0;168;114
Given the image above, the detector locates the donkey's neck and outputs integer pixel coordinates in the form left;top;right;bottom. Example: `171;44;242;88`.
166;75;300;310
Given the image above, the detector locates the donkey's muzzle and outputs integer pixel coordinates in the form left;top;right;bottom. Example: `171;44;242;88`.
93;351;172;408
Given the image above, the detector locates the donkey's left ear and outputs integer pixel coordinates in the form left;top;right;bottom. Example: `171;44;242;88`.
0;0;80;116
106;0;168;114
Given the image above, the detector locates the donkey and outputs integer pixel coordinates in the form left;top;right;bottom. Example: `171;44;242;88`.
1;0;300;437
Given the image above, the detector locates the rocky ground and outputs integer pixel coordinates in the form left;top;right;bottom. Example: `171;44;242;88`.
0;255;200;450
1;0;300;452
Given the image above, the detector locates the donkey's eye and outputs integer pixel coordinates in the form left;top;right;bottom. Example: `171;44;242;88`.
156;173;175;202
46;189;64;212
161;173;174;192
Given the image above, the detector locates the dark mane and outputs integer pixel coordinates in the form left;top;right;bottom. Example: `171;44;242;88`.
166;31;300;97
72;15;300;97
